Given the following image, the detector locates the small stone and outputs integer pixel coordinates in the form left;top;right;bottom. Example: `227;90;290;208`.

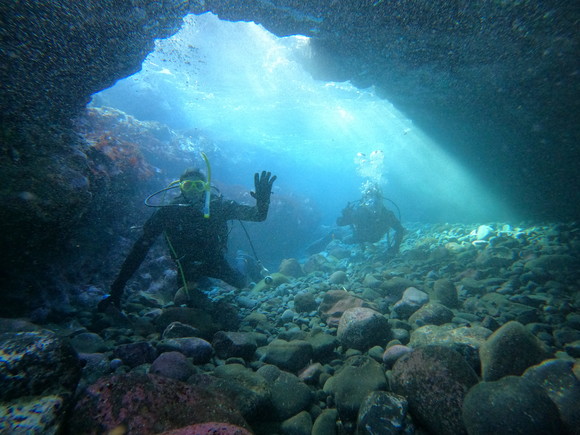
523;359;580;434
212;331;257;360
408;302;453;327
363;274;382;288
269;371;313;420
259;339;313;373
328;270;347;284
432;278;459;308
312;408;338;435
281;309;296;323
149;351;195;381
113;341;157;368
392;287;429;319
382;344;413;369
157;337;213;364
357;391;414;435
279;258;304;277
294;292;318;313
476;225;494;240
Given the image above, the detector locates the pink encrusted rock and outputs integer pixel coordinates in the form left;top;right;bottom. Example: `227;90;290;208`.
67;373;249;434
157;422;253;435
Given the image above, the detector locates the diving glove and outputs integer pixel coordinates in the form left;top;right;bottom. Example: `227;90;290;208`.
251;171;277;206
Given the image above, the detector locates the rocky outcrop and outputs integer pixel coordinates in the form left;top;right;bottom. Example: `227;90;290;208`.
0;1;578;315
0;330;81;434
2;1;578;217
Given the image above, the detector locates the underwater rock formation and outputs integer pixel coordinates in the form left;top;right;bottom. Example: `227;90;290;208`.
0;1;578;315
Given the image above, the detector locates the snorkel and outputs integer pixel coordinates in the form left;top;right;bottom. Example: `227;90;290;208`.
144;152;212;218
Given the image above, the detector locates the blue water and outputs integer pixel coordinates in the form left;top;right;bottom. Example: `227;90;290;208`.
94;12;515;233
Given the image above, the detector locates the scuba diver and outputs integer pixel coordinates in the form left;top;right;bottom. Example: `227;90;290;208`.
99;153;276;311
337;183;404;254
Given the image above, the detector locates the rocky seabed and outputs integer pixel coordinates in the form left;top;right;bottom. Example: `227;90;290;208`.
1;221;579;434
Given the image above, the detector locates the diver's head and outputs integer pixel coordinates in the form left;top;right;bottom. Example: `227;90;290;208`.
179;168;207;202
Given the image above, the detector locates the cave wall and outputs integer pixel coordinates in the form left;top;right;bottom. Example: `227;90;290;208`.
2;1;578;220
0;1;578;313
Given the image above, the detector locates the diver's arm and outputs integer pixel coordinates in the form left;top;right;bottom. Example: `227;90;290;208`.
337;203;354;226
227;171;277;222
99;211;164;310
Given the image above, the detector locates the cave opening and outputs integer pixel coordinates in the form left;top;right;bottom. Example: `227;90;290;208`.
91;12;513;224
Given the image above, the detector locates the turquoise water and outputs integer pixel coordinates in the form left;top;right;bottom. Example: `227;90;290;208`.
94;13;514;225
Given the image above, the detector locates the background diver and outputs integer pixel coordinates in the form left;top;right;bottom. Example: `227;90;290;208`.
99;154;276;311
336;183;404;254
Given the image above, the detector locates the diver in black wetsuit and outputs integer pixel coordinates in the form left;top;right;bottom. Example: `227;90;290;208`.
337;183;404;254
99;161;276;311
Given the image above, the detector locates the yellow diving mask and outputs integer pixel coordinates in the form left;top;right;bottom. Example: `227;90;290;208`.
144;152;212;218
179;179;209;194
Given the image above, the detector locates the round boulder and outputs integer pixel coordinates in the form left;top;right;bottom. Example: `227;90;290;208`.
408;302;454;327
391;345;478;435
212;331;257;360
432;278;459;308
323;355;387;423
259;339;313;373
337;307;390;351
522;359;580;434
392;287;429;319
479;320;551;381
462;376;564;434
149;352;196;381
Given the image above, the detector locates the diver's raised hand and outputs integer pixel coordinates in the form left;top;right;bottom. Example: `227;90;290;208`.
251;171;277;205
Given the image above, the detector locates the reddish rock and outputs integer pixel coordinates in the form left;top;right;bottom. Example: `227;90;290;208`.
391;346;478;435
67;373;249;434
318;290;369;327
158;422;253;435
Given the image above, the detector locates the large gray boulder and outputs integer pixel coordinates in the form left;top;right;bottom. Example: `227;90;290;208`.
462;376;565;435
390;345;478;435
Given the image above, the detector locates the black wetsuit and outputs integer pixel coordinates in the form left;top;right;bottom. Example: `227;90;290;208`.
337;199;404;250
108;195;269;307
